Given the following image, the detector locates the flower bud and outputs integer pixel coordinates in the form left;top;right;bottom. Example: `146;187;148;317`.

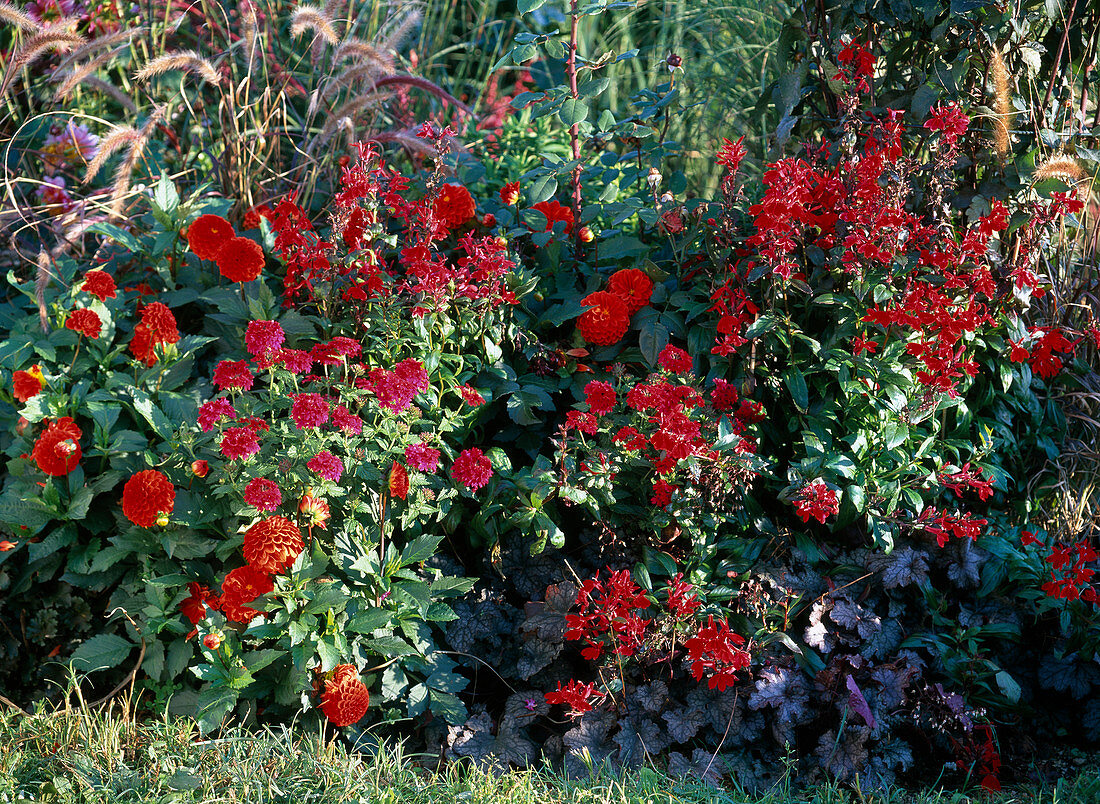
155;511;170;527
646;167;662;189
578;226;594;243
482;213;497;228
191;460;209;477
203;633;222;650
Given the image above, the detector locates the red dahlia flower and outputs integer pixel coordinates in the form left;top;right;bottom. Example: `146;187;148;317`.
121;469;175;527
81;269;117;301
299;490;330;529
179;582;215;625
140;302;179;343
32;417;82;476
606;268;653;315
433;184;476;229
219;565;273;623
451;447;492;491
321;663;371;727
243;515;303;573
577;291;629;346
186;214;235;260
65;308;102;339
499;181;520;206
13;365;44;402
388;461;409;500
532;200;574;233
217;237;265;283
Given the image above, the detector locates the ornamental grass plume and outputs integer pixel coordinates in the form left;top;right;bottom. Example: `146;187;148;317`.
32;416;82;476
243;515;303;572
121;469;175;527
321;663;370;727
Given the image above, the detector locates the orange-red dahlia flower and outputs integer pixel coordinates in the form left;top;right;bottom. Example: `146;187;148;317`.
216;236;265;283
65;308;102;339
186;214;235;260
321;663;371;727
577;291;629;346
243;515;304;573
532;199;574;233
606;268;653;316
13;365;44;402
140;302;180;345
433;184;476;229
121;469;175;527
81;269;117;301
242;204;273;230
388;461;408;500
129;323;157;367
219;565;273;623
299;491;330;529
32;417;82;476
500;181;520;206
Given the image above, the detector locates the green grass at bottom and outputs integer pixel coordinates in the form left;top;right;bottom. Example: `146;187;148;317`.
1;702;1097;804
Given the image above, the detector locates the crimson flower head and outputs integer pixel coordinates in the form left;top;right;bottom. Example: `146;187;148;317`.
186;214;235;260
32;417;82;476
308;450;343;482
220;426;260;461
792;479;839;524
213;360;254;392
565;410;598;435
198;397;235;431
451;447;492;492
291;393;329;429
405;442;440;472
81;270;117;301
121;469;175;527
499;181;521;206
657;344;693;374
299;490;330;529
458;384;485;407
13;365;44;403
577;291;629;346
321;664;371;727
245;320;285;357
388;461;409;500
65;308;102;339
179;582;215;625
710;378;738;413
606;268;653;316
584;380;616;416
924;102;969;146
716;136;747;173
244;477;282;512
217;236;265;283
684;615;750;690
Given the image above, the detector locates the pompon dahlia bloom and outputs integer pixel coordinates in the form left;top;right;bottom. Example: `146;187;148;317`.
404;442;440;472
793;479;840;524
244;478;282;512
141;302;179;344
243;515;303;573
606;268;653;316
433;184;476;229
32;417;82;476
242;204;273;230
221;426;261;460
186;214;235;260
500;181;521;206
219;565;273;623
451;447;492;492
198;397;235;431
308;450;343;481
583;381;616;416
657;344;693;374
245;320;285;357
213;360;255;392
13;365;44;402
291;393;329;429
532;199;574;233
577;291;629;346
331;405;363;435
121;469;175;527
81;270;117;301
321;663;371;727
65;308;102;339
217;237;265;283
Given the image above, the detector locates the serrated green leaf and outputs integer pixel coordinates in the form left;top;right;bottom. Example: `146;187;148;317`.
69;634;133;673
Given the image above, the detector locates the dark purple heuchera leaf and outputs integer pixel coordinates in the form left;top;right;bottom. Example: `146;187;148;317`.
748;666;811;740
447;711;501;769
872;662;919;710
563;707;616;762
522;581;578;641
805;599;835;653
516;636;562;680
502;545;566;598
613;716;668;767
846;675;876;730
635;680;669;714
871;546;930;589
1039;652;1100;697
503;690;549;720
860;614;902;660
662;705;707;743
945;540;985;588
815;726;870;782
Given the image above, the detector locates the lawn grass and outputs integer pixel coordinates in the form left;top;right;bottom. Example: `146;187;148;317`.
1;694;1098;804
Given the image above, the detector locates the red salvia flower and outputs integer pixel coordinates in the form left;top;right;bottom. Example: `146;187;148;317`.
121;469;175;527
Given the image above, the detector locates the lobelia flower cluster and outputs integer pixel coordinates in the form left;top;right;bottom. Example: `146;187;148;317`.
546;569;750;718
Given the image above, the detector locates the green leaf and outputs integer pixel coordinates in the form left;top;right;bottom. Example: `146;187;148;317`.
638;321;669;367
995;670;1021;703
153;173;180;216
69;634;132;673
558;98;589;127
367;635;417;658
401;533;443;566
428;689;467;724
526;172;558;205
86;222;142;253
195;686;238;734
518;0;547;13
785;369;808;413
347;609;391;633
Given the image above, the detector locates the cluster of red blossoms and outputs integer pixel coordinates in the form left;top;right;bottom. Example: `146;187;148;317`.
576;268;654;346
914;507;987;548
1041;540;1099;604
547;570;751;718
792;479;840;525
186;214;266;283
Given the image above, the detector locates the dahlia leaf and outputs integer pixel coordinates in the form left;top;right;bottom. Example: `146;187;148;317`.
69;633;133;673
401;533;443;566
429;689;467;724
